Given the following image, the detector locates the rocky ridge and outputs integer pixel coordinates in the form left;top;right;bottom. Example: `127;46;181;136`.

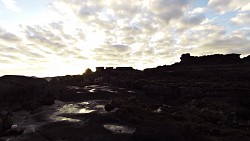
0;53;250;141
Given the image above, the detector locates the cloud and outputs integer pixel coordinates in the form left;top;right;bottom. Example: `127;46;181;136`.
0;27;20;41
208;0;249;14
184;7;207;25
149;0;189;23
201;36;250;55
175;7;207;31
231;12;250;25
1;0;21;12
240;3;250;12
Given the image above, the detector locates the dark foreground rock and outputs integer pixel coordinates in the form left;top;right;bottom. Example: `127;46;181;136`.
0;75;55;111
0;112;12;135
0;53;250;141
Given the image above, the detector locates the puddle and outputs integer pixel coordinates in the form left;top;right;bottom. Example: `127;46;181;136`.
103;124;136;134
8;100;108;137
154;107;162;113
38;100;108;122
68;85;133;94
89;88;96;93
47;100;97;122
79;109;95;114
67;86;84;90
83;85;119;93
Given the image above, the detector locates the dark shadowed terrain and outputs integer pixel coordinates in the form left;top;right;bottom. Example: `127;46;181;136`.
1;53;250;141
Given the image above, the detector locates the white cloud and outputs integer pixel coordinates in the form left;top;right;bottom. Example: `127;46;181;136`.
240;3;250;12
177;7;207;30
149;0;189;23
1;0;21;12
0;27;20;41
231;12;250;25
208;0;249;14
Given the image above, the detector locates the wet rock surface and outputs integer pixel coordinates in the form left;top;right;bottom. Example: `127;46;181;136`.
1;53;250;141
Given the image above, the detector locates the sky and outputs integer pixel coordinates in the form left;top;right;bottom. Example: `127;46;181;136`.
0;0;250;77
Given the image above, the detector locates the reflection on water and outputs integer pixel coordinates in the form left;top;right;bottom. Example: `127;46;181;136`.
48;100;96;122
67;86;84;90
2;100;109;141
68;85;133;94
47;100;108;121
89;88;96;93
83;85;118;93
154;107;162;113
49;116;81;122
79;109;95;114
9;99;108;137
103;124;136;134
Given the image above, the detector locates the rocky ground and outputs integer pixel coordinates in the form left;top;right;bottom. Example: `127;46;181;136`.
0;54;250;141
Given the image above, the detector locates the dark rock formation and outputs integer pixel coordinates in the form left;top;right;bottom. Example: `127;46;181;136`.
243;55;250;62
0;75;55;111
83;68;93;75
104;103;115;112
1;53;250;141
96;67;105;72
179;53;241;65
0;111;12;135
115;67;134;71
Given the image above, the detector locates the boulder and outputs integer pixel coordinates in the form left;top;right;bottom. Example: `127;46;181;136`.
104;104;115;112
0;75;55;111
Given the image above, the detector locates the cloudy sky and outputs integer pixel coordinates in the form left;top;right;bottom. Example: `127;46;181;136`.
0;0;249;77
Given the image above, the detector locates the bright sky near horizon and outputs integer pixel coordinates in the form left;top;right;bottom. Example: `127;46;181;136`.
0;0;250;77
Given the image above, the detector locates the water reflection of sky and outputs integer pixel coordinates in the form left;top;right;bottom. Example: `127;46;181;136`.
103;124;136;134
67;85;119;93
49;100;108;122
9;99;109;138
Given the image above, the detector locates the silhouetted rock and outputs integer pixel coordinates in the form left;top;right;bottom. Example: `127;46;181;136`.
84;68;93;75
115;67;134;71
0;75;55;111
1;53;250;141
243;55;250;62
104;104;115;112
106;67;114;71
96;67;105;72
179;53;241;65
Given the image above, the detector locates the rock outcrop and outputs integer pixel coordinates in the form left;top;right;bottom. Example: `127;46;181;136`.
0;75;55;111
1;53;250;141
179;53;242;65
